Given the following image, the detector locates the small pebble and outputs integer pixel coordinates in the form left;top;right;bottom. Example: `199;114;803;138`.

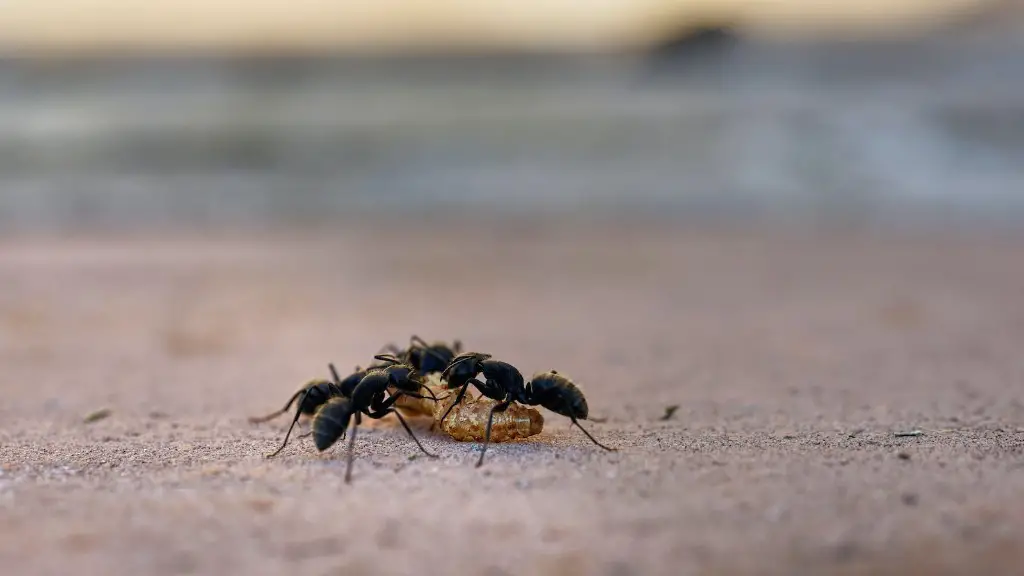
83;408;112;424
897;452;911;460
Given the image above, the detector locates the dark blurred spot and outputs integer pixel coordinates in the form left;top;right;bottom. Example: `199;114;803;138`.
62;532;98;553
833;541;858;563
247;498;275;514
646;21;742;74
82;408;112;424
375;518;401;549
282;537;344;560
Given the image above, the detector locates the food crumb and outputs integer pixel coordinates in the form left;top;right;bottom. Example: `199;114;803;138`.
83;408;112;424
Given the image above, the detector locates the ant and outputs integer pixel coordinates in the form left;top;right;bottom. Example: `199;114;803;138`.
252;368;367;458
311;354;441;483
379;335;462;375
439;352;615;467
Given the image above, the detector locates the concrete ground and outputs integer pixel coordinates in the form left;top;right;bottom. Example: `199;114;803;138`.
1;215;1022;575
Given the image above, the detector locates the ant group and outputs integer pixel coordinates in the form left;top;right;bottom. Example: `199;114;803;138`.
252;352;440;483
250;335;614;481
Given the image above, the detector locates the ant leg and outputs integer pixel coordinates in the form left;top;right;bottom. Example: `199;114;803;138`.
390;409;438;458
438;378;489;424
568;410;616;451
329;363;343;384
248;389;304;424
437;384;470;425
344;412;361;484
413;385;438;402
402;390;439;402
475;400;511;468
265;390;310;458
410;335;449;365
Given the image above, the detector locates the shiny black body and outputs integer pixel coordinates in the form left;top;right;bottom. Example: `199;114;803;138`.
379;335;462;375
252;367;370;459
311;355;440;483
439;354;615;467
249;379;340;424
524;370;590;420
406;335;462;374
312;397;354;451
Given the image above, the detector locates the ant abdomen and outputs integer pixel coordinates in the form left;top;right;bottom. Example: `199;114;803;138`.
528;371;590;420
312;397;354;452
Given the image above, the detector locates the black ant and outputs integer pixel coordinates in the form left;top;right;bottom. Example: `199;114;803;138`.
379;335;462;375
252;368;367;458
439;352;615;467
311;354;441;483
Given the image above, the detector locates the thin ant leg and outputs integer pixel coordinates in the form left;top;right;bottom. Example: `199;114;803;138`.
475;400;511;468
390;409;437;458
397;390;439;403
409;335;453;365
248;389;304;424
344;412;361;484
364;391;404;418
440;383;471;424
361;392;438;455
568;408;616;451
438;377;489;424
265;389;310;458
414;386;438;401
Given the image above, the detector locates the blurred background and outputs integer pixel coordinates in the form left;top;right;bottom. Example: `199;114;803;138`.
2;6;1024;574
1;0;1023;234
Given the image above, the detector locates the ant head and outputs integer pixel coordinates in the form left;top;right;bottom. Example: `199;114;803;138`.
385;364;422;391
443;351;490;372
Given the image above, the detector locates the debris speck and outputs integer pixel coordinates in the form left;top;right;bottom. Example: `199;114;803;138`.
83;408;112;424
660;405;680;421
897;452;912;461
894;429;924;438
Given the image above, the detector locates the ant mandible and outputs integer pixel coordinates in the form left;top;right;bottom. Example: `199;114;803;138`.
439;352;615;467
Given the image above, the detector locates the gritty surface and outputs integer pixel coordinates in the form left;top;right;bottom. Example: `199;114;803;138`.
1;216;1023;575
